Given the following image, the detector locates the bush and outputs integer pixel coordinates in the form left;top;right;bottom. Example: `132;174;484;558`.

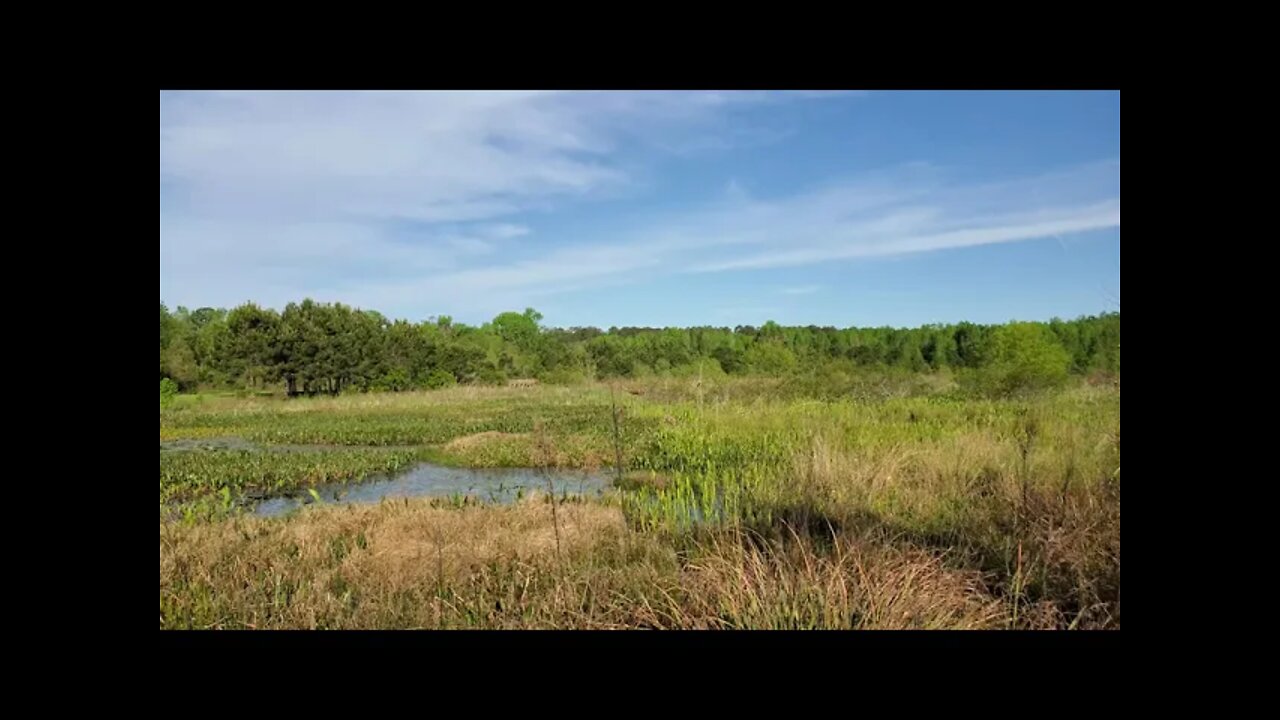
973;323;1072;396
425;369;458;389
160;378;179;404
668;358;727;380
538;367;588;385
372;368;412;392
745;342;798;375
473;365;507;386
777;362;954;401
711;345;746;374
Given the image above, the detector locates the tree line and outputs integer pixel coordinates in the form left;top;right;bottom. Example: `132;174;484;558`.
160;300;1120;396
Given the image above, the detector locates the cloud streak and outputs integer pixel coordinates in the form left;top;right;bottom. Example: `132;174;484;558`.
781;286;823;295
160;92;1117;321
332;160;1118;317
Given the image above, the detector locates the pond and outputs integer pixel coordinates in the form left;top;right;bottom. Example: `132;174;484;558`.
252;463;614;517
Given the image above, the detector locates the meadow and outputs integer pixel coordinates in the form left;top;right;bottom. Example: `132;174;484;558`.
159;374;1119;630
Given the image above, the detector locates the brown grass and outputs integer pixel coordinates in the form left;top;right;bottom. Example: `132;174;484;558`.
160;495;1017;629
444;431;528;452
160;496;622;629
680;527;1007;629
785;431;1120;628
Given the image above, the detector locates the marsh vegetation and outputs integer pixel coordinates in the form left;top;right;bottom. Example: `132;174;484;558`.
160;326;1119;630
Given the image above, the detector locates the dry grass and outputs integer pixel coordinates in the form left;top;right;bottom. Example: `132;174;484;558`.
160;496;623;629
441;431;610;470
160;495;1015;630
444;431;528;452
785;429;1120;628
677;527;1007;629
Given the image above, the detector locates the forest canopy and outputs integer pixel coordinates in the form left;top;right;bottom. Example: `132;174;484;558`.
160;300;1119;397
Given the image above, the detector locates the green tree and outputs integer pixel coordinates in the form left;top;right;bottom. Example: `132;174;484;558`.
982;322;1072;395
160;303;175;379
160;294;1114;395
161;337;201;390
745;341;798;375
225;303;281;389
712;344;746;374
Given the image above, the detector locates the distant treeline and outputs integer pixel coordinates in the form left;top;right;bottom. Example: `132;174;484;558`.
160;300;1119;396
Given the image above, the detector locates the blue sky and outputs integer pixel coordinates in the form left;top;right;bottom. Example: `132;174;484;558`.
160;90;1119;328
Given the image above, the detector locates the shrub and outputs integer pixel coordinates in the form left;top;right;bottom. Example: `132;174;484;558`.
372;368;412;392
160;377;179;404
425;369;458;389
974;322;1072;396
473;365;507;386
745;341;798;375
538;367;588;385
669;358;727;380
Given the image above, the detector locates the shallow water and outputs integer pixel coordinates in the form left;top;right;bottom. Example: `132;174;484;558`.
253;463;612;517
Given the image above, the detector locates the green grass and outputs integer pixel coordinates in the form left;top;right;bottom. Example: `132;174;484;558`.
161;386;655;448
160;447;432;521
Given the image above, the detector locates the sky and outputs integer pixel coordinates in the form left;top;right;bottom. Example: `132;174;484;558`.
159;90;1120;329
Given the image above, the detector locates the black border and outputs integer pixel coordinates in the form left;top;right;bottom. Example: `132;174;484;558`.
158;629;1119;647
158;21;1121;90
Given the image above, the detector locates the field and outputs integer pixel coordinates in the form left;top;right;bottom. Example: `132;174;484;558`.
159;377;1120;630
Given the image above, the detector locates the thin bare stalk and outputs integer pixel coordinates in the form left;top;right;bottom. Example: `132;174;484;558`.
610;383;624;486
435;528;445;628
536;421;562;563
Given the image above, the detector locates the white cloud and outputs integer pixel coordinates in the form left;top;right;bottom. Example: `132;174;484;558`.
443;236;494;255
482;224;531;239
160;91;1116;321
161;91;620;223
160;90;840;226
161;90;847;313
682;160;1119;272
324;159;1118;317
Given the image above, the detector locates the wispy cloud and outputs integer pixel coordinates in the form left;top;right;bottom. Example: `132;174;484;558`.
483;224;531;239
160;90;848;313
331;159;1117;316
781;285;823;295
683;160;1120;273
160;91;1117;321
160;90;844;226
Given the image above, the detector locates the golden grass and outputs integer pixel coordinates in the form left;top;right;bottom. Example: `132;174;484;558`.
782;429;1120;628
681;528;1007;629
443;431;528;452
160;495;1019;630
160;496;624;629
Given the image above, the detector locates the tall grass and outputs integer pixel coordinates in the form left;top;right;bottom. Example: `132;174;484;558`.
160;498;1009;629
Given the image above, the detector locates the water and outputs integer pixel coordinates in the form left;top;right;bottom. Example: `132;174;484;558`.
252;463;613;517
